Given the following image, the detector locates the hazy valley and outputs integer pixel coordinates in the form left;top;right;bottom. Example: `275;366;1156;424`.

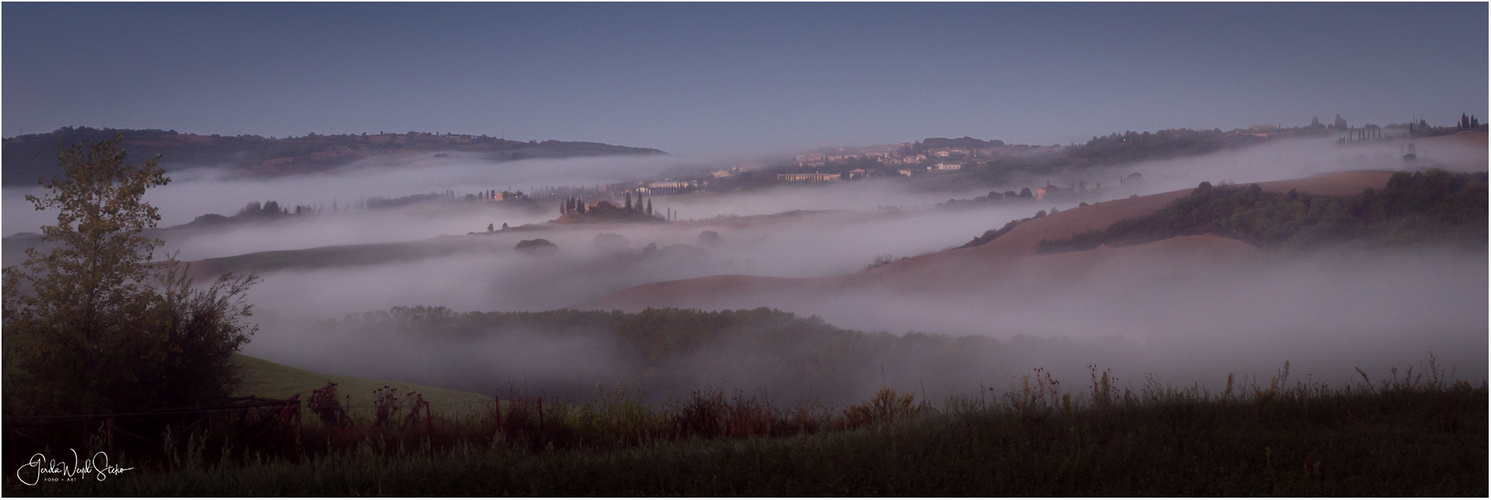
6;126;1485;406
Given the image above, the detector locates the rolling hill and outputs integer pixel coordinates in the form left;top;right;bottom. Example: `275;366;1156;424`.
576;170;1399;313
2;126;666;186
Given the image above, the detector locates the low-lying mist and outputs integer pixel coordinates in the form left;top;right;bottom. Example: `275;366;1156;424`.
157;204;552;261
1072;135;1489;200
3;152;712;237
6;136;1484;407
241;243;1486;406
235;198;1057;318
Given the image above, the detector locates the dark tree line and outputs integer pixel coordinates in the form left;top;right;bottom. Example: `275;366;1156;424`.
335;306;1045;404
1037;170;1488;253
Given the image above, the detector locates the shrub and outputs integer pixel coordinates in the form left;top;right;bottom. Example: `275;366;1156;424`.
310;381;352;427
515;238;559;255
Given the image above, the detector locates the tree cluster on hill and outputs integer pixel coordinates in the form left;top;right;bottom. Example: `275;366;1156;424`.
909;137;1006;152
1459;113;1481;131
1069;129;1265;166
1037;170;1488;254
558;191;663;224
180;200;309;228
960;218;1027;248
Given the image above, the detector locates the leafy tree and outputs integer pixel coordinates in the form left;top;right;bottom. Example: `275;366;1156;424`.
515;238;559;256
698;230;724;247
2;136;259;416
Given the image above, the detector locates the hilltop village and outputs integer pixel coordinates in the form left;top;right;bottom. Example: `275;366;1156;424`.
560;114;1476;204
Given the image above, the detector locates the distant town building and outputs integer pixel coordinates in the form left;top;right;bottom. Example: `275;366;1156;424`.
796;154;826;167
649;181;689;189
777;172;842;182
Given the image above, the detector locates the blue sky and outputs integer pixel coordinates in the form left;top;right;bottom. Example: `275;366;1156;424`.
3;2;1486;155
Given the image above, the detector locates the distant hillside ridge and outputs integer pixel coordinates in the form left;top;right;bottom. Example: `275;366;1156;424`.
2;126;666;186
1038;170;1488;253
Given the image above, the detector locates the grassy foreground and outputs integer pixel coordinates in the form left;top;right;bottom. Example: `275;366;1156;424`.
9;363;1485;496
232;354;492;416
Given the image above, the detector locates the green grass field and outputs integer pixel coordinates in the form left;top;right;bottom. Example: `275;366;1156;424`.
232;354;493;417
